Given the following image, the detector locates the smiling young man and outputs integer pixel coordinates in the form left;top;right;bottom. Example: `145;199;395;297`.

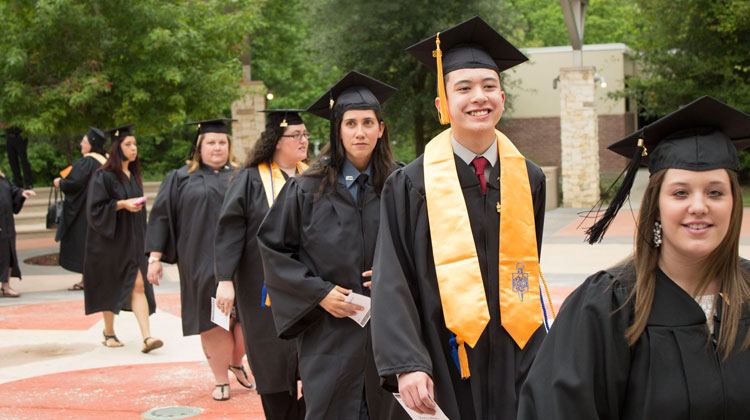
370;16;549;420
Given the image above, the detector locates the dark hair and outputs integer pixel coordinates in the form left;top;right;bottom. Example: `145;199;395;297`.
305;109;395;200
86;134;108;156
98;136;143;188
245;124;286;168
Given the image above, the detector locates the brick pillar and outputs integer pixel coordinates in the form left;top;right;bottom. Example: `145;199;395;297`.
560;67;600;208
231;80;267;165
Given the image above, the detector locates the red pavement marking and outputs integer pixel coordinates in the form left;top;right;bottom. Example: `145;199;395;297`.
547;285;575;315
0;294;181;330
554;209;750;238
0;361;266;420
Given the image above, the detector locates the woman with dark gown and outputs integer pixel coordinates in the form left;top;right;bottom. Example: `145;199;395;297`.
518;96;750;420
0;169;35;298
146;118;253;401
214;109;309;419
257;71;409;420
53;127;108;291
83;124;162;353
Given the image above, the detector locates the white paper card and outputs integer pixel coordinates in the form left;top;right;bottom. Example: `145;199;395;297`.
393;393;449;420
344;292;371;327
210;297;231;331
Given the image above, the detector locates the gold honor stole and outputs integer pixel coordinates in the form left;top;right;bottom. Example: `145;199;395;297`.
424;128;542;378
257;160;309;306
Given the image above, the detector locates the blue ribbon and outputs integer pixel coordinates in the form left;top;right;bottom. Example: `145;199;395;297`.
540;287;550;332
448;332;468;380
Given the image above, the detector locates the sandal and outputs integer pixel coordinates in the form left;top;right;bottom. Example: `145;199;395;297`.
102;330;124;347
229;364;256;390
67;282;84;291
141;337;163;353
0;286;20;298
212;383;230;401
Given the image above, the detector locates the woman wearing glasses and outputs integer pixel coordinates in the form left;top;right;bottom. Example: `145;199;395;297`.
214;109;309;418
257;72;408;420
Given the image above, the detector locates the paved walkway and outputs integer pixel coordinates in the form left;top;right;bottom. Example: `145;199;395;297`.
3;206;750;419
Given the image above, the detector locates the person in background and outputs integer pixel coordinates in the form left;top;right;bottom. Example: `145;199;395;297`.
258;71;408;420
54;127;108;291
4;126;33;189
83;124;162;353
147;118;252;402
0;167;35;297
518;96;750;419
214;109;309;419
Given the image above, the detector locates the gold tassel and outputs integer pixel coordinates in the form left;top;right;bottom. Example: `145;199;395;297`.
638;138;648;157
433;33;450;125
265;294;271;306
457;337;471;379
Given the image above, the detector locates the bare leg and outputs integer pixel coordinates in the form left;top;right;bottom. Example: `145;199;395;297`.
229;322;255;387
130;270;152;339
201;326;234;399
102;311;123;347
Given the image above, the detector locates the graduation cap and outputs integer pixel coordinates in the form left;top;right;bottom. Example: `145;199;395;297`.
307;71;396;163
586;96;750;244
106;124;135;141
258;109;305;131
406;16;528;124
185;118;236;159
86;126;107;148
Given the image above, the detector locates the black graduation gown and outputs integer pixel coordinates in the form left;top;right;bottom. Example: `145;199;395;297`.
83;170;155;315
371;154;547;420
57;156;102;273
0;177;25;283
214;166;299;396
517;263;750;420
257;173;408;420
146;164;232;336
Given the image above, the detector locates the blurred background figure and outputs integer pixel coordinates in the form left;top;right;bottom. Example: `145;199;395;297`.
0;167;36;297
54;127;108;291
4;126;34;190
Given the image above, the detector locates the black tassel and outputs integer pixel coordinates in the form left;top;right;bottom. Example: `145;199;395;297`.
584;138;647;244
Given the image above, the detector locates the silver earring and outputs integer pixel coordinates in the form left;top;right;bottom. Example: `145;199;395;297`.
653;221;662;248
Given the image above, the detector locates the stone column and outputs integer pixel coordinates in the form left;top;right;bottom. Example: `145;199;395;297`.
560;66;599;207
231;80;267;165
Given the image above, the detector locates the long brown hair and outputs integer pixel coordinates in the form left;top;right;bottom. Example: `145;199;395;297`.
304;109;395;200
245;125;286;168
623;168;750;360
186;133;239;173
98;136;143;188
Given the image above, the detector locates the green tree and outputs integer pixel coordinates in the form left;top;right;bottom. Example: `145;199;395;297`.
616;0;750;118
0;0;262;169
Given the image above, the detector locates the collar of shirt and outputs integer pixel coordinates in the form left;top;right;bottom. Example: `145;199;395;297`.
337;158;372;189
451;134;498;167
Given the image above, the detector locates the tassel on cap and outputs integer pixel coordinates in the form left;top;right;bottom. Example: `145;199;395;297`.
280;118;288;128
585;134;647;244
433;33;451;125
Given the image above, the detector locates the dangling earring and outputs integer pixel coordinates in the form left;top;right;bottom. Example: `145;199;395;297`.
653;220;663;248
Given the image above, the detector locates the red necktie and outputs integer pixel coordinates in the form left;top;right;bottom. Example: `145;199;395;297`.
472;157;489;194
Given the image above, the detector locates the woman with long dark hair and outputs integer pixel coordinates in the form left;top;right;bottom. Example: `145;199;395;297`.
83;124;162;353
214;109;309;417
146;118;248;401
518;97;750;419
54;127;108;291
257;71;408;420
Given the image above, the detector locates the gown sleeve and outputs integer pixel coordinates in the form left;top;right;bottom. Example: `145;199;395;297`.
214;169;250;283
517;270;633;420
145;170;179;263
59;157;97;195
257;178;336;339
86;171;118;239
371;169;434;391
9;182;26;214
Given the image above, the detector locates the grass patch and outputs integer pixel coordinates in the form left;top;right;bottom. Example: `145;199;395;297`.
741;184;750;207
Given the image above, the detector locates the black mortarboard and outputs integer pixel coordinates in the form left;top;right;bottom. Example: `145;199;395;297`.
86;126;107;149
258;109;305;131
185;118;236;135
307;71;396;164
106;124;135;141
185;118;236;160
586;96;750;244
406;16;527;125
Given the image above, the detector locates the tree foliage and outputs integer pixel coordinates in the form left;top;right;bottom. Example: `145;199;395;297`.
0;0;262;166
